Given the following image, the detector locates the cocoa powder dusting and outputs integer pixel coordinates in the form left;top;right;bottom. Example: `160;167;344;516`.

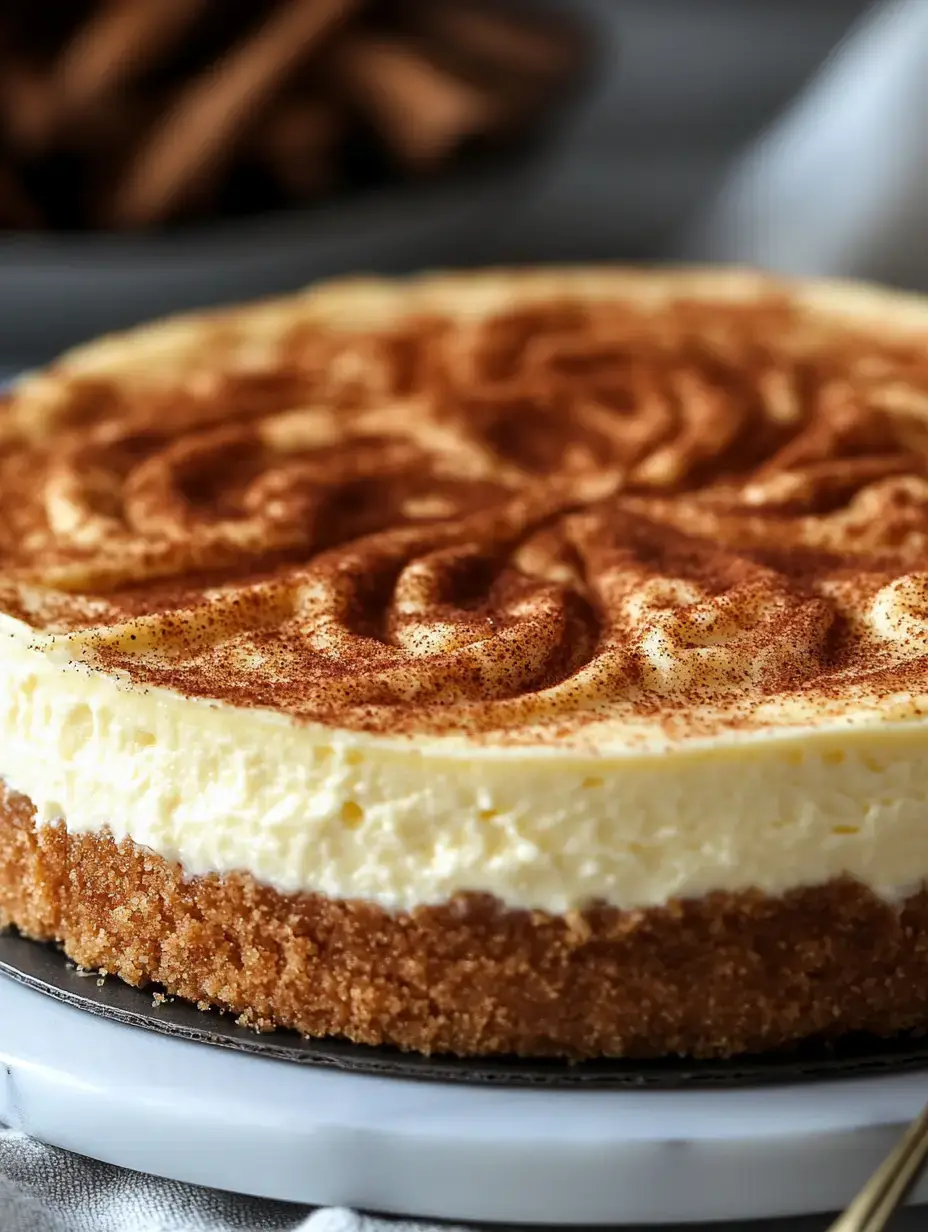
5;270;928;742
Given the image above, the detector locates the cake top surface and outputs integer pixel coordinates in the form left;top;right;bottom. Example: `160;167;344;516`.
5;266;928;750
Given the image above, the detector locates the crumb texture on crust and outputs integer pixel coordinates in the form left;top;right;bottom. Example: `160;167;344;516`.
5;268;928;746
3;783;928;1059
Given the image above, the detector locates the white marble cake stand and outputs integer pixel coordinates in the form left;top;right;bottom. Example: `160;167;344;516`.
1;974;927;1226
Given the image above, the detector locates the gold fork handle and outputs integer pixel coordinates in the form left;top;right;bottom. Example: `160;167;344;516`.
828;1102;928;1232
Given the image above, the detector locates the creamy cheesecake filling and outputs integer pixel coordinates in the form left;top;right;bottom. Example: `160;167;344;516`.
4;610;928;915
8;271;928;918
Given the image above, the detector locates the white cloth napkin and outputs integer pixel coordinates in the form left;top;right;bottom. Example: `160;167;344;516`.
680;0;928;290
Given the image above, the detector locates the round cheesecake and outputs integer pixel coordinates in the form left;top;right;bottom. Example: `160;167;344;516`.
5;267;928;1058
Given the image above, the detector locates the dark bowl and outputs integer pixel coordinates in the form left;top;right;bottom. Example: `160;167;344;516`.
0;3;603;364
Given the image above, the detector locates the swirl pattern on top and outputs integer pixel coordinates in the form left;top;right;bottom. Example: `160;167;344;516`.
5;268;928;744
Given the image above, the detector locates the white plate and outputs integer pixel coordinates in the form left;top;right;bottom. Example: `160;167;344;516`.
2;974;927;1225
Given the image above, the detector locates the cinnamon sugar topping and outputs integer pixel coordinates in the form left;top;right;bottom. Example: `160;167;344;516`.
6;268;928;743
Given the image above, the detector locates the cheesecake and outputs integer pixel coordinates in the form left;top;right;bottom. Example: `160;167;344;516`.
4;266;928;1058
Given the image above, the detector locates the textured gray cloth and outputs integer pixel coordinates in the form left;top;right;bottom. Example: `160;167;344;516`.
0;1130;314;1232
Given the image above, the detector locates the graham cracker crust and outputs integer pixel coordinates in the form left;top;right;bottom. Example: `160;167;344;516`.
2;781;928;1059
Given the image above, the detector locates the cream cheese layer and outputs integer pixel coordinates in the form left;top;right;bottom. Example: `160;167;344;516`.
3;611;928;914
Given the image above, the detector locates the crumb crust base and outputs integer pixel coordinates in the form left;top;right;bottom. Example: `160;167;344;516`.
2;783;928;1059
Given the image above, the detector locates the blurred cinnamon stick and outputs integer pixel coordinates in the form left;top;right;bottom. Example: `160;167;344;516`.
108;0;360;227
407;1;573;82
1;62;57;154
257;98;342;200
329;35;503;168
0;0;578;230
52;0;213;139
